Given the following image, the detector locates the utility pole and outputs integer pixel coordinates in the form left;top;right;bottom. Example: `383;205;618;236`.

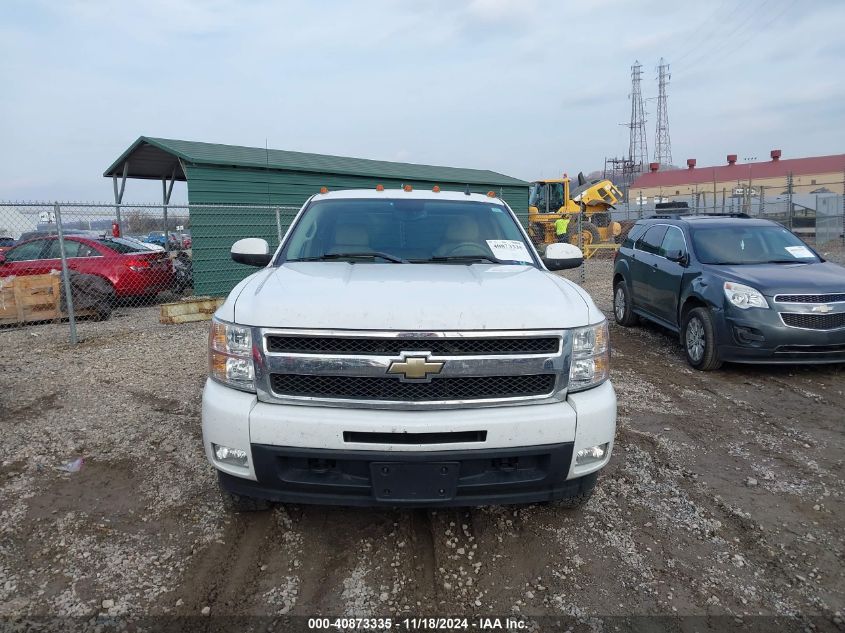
653;58;672;168
627;61;648;175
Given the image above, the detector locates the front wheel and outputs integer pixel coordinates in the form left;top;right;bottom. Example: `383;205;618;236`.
613;281;638;326
219;486;271;513
551;487;594;509
547;472;598;509
682;307;722;371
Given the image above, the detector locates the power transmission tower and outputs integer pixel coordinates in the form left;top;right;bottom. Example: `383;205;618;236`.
627;61;648;174
654;58;672;167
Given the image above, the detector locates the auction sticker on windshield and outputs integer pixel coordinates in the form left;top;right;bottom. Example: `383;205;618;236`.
486;239;532;263
785;245;814;258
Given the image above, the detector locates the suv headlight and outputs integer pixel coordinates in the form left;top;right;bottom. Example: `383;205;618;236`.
569;320;610;392
724;281;768;309
209;318;256;392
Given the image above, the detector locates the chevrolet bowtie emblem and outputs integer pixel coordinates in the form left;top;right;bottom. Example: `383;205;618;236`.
812;304;834;314
387;356;444;381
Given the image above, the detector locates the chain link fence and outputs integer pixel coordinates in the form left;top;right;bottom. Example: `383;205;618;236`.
614;180;845;264
3;190;844;343
523;182;845;261
0;202;298;342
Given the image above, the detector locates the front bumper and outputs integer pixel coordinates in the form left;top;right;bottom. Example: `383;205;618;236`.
218;444;598;507
715;306;845;364
201;379;616;507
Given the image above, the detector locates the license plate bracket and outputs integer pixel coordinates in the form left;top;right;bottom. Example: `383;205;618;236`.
370;461;460;502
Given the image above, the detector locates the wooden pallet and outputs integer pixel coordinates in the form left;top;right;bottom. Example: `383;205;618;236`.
160;296;224;324
0;273;64;325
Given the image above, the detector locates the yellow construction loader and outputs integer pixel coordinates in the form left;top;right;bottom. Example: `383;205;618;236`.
528;173;624;247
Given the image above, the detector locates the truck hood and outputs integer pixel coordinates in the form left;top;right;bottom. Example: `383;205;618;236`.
708;261;845;296
225;263;600;330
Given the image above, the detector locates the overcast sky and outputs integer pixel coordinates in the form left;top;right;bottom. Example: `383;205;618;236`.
1;0;843;203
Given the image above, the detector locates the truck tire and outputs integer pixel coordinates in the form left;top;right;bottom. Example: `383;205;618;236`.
682;307;722;371
220;488;271;513
552;488;594;509
549;472;598;509
567;221;601;246
613;280;638;326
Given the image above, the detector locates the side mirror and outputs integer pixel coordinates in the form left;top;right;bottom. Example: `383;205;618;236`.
231;238;272;267
666;249;687;265
542;242;584;271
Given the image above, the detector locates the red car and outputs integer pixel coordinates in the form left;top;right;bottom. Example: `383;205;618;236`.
0;235;175;298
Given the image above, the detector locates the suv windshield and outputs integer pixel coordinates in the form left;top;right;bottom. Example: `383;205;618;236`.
691;225;820;265
281;198;537;266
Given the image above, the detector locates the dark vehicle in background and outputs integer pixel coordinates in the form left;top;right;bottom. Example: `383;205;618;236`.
0;237;14;253
0;235;175;299
612;215;845;370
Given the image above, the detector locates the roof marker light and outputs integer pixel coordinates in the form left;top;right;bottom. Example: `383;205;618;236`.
432;186;441;193
403;185;413;192
487;191;496;198
376;184;384;191
319;186;328;194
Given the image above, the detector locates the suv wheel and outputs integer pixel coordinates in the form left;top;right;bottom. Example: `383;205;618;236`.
613;281;638;326
682;307;722;371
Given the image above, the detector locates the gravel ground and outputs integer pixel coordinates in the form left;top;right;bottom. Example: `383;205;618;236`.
1;258;843;631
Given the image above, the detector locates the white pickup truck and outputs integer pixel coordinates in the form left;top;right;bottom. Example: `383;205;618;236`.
202;188;616;510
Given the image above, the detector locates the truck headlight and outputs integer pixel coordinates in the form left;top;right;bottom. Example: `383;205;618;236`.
568;320;610;392
724;281;768;309
209;318;256;392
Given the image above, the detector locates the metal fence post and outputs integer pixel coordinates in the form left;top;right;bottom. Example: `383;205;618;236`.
53;202;78;345
578;202;585;285
163;205;170;255
787;172;794;230
275;207;283;244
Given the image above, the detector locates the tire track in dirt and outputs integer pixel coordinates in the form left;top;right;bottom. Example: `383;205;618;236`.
173;510;275;617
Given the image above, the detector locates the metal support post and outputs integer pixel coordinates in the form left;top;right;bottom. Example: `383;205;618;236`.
113;162;128;234
54;203;78;345
162;169;176;255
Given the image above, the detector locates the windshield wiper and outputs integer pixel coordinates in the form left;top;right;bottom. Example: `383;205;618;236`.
289;251;408;263
414;255;505;264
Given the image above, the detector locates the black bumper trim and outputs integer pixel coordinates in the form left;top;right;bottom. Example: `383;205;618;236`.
219;443;595;508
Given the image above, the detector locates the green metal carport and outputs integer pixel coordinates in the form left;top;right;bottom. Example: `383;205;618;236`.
104;137;529;296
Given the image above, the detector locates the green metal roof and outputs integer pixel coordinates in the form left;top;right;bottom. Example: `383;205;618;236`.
104;136;528;186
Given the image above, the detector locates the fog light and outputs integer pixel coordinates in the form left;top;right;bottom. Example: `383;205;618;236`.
213;444;249;468
576;443;608;465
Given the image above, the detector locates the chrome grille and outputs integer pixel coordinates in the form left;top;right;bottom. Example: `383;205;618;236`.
270;374;556;401
266;336;559;356
775;293;845;304
780;312;845;330
255;328;570;410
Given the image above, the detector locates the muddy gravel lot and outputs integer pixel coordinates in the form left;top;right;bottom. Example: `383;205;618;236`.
0;259;843;632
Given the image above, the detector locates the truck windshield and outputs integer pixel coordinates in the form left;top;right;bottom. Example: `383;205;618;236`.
691;225;820;265
281;198;538;266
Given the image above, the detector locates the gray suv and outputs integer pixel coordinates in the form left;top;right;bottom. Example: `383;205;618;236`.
612;215;845;370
